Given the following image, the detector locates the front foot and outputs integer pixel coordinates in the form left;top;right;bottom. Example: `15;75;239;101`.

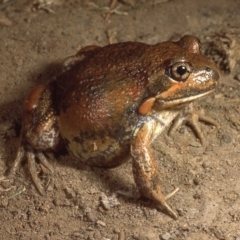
155;187;179;220
169;102;219;148
8;145;54;195
117;186;179;220
131;121;180;220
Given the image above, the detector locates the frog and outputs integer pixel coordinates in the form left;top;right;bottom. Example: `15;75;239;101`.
8;35;220;220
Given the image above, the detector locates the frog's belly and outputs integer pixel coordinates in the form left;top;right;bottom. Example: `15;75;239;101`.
65;133;132;167
57;110;136;168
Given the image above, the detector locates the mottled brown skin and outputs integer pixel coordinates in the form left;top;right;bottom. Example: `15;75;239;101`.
9;36;220;219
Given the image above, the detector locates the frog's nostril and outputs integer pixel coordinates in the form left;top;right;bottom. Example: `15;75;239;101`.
206;67;211;72
205;66;220;81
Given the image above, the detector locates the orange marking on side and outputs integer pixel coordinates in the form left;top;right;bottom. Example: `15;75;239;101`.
24;85;46;112
138;97;156;115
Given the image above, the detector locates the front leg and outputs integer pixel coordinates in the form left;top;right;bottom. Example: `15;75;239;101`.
169;102;219;148
131;121;179;220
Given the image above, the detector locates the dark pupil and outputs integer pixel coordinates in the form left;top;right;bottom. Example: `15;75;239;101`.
177;66;187;76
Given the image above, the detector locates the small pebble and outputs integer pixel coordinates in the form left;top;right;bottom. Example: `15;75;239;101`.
100;193;121;210
190;141;202;148
226;160;232;165
52;198;61;206
202;161;211;169
181;223;189;231
222;134;232;143
46;184;54;192
86;212;97;222
161;232;171;240
64;187;76;199
72;231;82;237
96;220;106;227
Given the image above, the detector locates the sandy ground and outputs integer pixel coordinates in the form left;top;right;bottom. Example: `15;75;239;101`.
0;0;240;239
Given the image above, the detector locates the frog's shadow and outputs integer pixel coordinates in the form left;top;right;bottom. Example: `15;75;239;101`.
47;155;173;218
0;61;132;198
57;152;134;189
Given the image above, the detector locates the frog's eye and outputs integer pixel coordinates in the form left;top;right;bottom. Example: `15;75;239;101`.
168;62;192;81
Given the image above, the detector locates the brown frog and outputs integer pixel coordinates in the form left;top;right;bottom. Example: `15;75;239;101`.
9;35;220;219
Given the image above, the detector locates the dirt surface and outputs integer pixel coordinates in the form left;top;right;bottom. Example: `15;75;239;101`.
0;0;240;239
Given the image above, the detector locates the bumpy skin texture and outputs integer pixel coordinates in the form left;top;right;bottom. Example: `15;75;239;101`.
9;36;220;219
56;37;218;165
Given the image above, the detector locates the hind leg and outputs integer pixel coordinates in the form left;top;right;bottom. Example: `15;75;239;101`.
9;84;62;195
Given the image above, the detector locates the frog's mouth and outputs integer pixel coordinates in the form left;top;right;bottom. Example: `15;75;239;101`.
156;90;213;109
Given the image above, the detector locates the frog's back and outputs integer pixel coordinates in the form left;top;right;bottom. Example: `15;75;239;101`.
56;42;156;166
